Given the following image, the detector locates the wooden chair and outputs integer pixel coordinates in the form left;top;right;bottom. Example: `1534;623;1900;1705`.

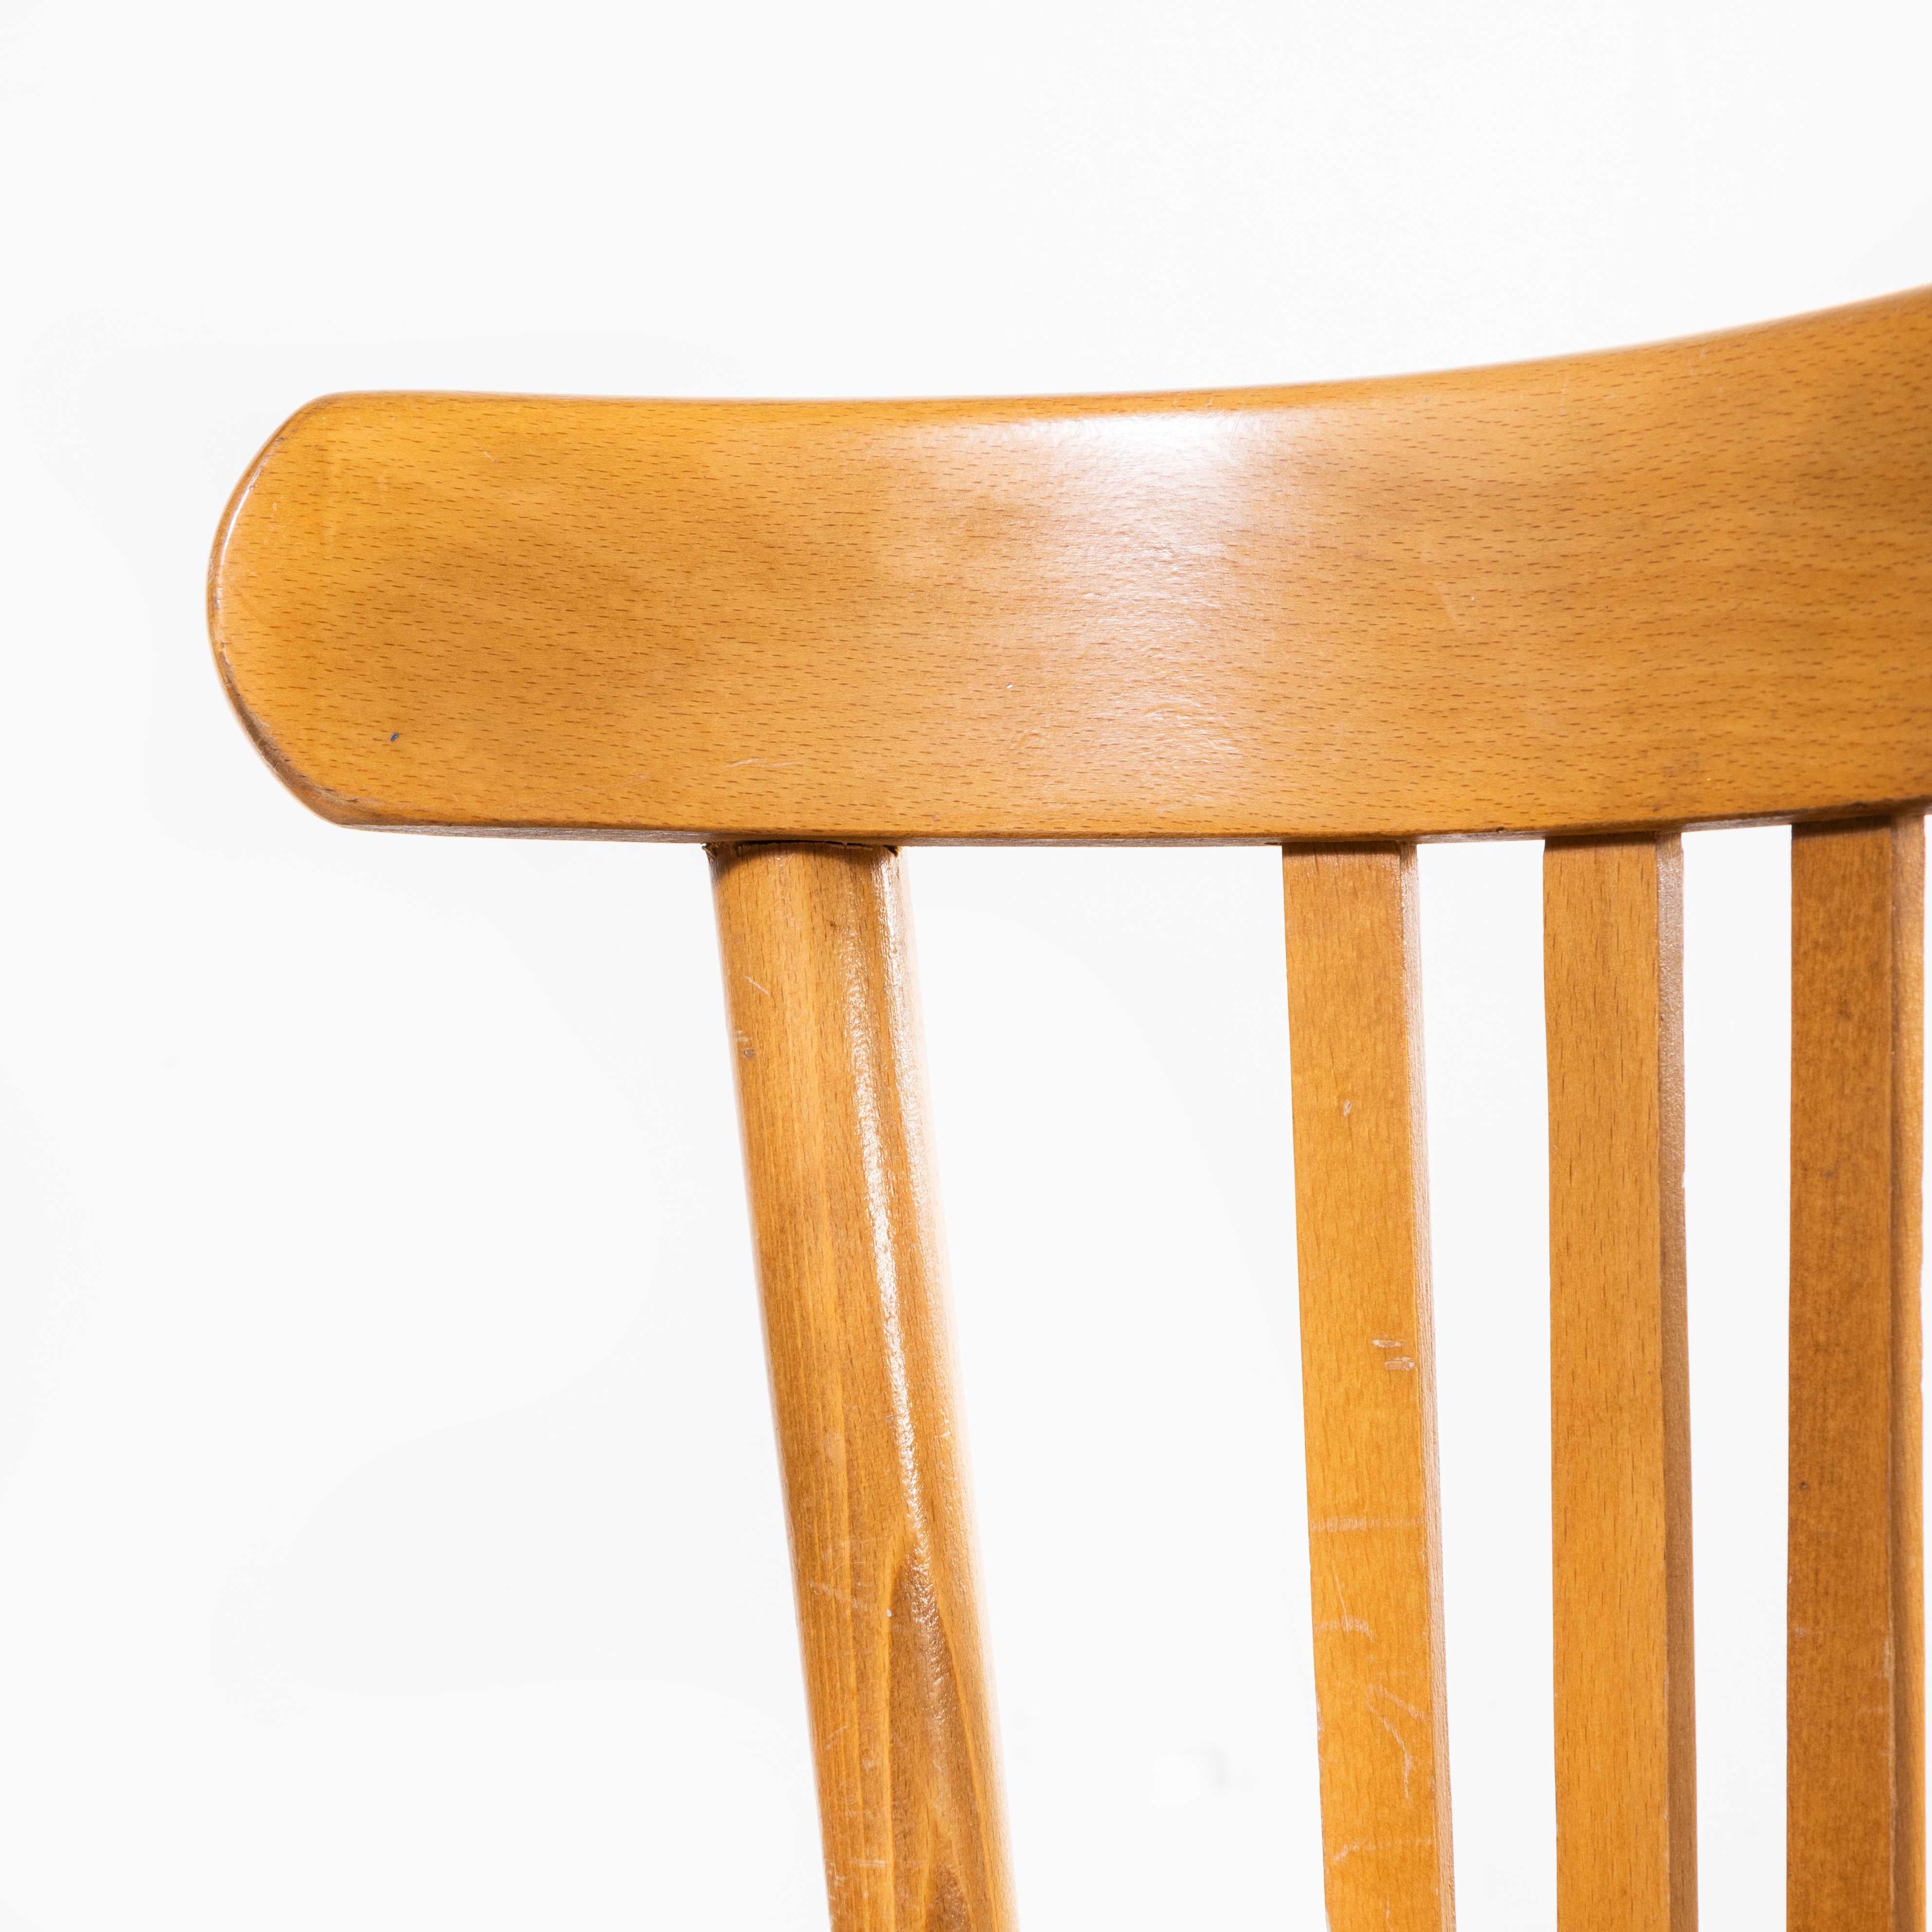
207;285;1932;1932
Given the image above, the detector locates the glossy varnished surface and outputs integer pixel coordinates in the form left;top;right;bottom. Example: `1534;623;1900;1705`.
1544;837;1695;1932
211;288;1932;844
206;267;1932;1924
711;845;1015;1932
1283;845;1453;1932
1789;816;1924;1932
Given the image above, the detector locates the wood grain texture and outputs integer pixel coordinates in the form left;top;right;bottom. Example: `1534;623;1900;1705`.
1544;836;1695;1932
1283;845;1454;1932
211;286;1932;844
1789;814;1925;1932
711;843;1015;1932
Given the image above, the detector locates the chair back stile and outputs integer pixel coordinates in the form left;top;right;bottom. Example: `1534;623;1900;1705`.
206;286;1932;1932
712;843;1017;1932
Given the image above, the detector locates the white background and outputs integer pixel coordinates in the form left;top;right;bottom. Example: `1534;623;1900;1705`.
3;2;1931;1926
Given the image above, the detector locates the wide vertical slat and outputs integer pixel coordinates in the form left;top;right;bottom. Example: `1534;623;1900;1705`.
1284;844;1455;1932
1789;813;1924;1932
1544;835;1696;1932
711;843;1017;1932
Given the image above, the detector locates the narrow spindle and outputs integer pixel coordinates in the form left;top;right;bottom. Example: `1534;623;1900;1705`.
1789;814;1924;1932
1284;844;1455;1932
1544;834;1696;1932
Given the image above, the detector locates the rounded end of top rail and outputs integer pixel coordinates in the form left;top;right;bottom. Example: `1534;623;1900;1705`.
209;396;376;829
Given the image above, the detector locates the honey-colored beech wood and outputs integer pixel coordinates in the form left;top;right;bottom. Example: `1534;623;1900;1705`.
207;279;1932;1925
1789;815;1925;1932
211;287;1932;845
1544;837;1695;1932
1283;845;1453;1932
710;843;1015;1932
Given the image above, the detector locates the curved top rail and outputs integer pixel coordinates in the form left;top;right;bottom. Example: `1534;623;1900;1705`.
210;288;1932;844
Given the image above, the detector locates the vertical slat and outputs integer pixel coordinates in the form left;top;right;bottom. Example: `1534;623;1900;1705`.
1544;835;1696;1932
1789;813;1924;1932
1284;844;1455;1932
711;843;1017;1932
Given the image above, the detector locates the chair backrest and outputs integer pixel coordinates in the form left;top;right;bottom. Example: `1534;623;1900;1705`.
208;285;1932;1932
